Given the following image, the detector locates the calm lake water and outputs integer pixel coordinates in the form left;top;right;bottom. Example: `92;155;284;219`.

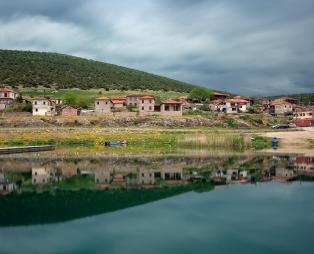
1;152;314;254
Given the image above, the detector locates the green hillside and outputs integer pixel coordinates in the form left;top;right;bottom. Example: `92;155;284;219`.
0;49;198;92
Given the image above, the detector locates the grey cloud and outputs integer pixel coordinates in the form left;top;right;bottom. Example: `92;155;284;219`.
0;0;314;95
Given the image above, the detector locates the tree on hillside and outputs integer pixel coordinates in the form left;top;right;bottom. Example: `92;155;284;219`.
189;88;212;102
64;92;90;109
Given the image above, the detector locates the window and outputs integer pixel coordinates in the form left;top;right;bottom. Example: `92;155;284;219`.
105;102;108;105
35;108;38;112
4;93;7;97
149;106;152;110
43;101;46;105
97;101;99;105
149;100;152;103
142;100;144;103
142;106;144;110
165;105;169;111
34;101;37;105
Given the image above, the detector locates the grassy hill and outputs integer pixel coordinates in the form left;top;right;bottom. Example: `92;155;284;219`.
0;49;199;92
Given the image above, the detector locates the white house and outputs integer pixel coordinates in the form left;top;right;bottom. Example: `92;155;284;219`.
31;98;57;116
223;98;250;114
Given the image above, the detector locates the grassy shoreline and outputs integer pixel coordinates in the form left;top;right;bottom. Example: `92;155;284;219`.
0;127;273;153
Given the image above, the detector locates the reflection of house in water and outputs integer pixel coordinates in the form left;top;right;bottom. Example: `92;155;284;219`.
294;157;314;173
212;169;249;184
270;166;297;181
32;167;62;184
0;173;16;194
136;168;183;186
139;170;155;185
94;171;112;184
112;174;127;186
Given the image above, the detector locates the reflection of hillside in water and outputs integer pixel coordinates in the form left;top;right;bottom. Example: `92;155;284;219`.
0;154;314;227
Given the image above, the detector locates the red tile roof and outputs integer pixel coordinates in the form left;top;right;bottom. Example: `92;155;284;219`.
162;99;182;104
226;98;249;104
270;101;293;106
96;96;110;100
111;96;127;100
213;92;228;96
179;96;188;100
0;87;14;92
111;99;125;104
139;95;155;99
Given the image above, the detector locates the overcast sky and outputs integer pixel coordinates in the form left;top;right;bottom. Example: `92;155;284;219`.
0;0;314;95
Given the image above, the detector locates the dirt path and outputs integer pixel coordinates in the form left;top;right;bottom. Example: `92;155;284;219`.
259;127;314;156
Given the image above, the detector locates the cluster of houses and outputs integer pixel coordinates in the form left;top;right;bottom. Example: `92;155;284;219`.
95;95;183;116
0;86;313;125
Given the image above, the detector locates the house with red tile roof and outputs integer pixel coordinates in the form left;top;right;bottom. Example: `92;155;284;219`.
269;101;295;115
95;96;112;114
275;96;298;105
110;99;125;110
223;98;250;114
160;99;183;116
0;86;18;110
210;92;229;101
209;99;225;112
138;95;156;115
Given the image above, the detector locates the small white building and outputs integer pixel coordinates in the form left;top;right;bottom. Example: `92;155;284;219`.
31;98;57;116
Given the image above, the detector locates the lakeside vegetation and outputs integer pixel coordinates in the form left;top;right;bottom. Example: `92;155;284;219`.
0;49;198;92
0;128;272;154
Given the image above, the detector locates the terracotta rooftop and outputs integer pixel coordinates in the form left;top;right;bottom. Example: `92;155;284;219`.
111;99;125;104
96;96;110;100
162;99;182;104
270;101;293;106
111;96;127;100
226;98;249;104
213;92;228;96
234;96;250;100
0;87;14;92
139;95;155;99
